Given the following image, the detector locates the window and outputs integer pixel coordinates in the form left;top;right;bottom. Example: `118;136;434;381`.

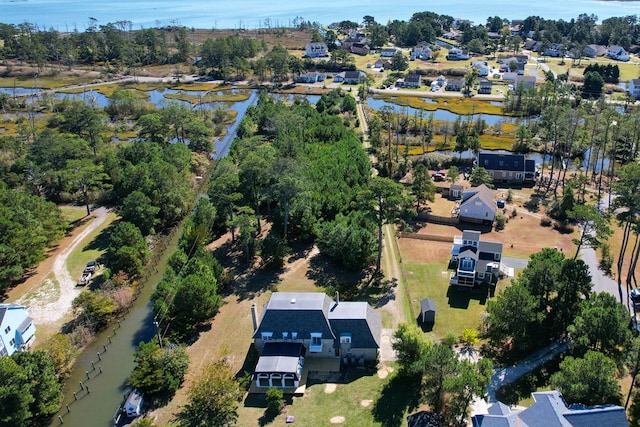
282;332;288;340
502;171;507;178
271;374;283;387
4;326;10;334
340;334;351;344
310;333;323;352
499;160;504;167
291;332;298;340
261;332;273;341
284;374;296;387
258;374;270;387
494;253;501;261
9;338;15;346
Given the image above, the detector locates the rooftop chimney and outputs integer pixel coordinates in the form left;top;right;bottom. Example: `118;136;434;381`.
335;291;339;304
250;303;258;332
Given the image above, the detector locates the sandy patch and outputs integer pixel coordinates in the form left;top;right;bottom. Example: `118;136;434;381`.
324;383;337;394
360;399;373;407
17;207;110;325
377;365;394;379
330;416;346;424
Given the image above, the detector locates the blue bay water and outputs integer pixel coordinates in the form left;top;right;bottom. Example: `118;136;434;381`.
1;0;640;30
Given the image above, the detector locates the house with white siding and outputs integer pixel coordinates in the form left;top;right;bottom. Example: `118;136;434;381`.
0;304;36;357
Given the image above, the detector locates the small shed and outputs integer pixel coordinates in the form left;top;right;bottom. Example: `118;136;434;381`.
420;298;436;324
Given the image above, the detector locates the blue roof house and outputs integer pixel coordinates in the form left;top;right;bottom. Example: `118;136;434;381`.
0;303;36;357
472;391;628;427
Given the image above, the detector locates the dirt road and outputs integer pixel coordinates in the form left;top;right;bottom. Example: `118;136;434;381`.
15;207;109;327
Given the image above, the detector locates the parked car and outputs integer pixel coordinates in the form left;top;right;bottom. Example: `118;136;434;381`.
496;200;505;208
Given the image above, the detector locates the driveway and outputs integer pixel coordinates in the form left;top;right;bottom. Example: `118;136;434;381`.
501;257;529;270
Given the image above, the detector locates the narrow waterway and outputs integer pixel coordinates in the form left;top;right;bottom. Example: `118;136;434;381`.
51;228;182;427
50;90;259;427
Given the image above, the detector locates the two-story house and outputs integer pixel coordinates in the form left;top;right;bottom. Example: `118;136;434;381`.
449;230;503;288
411;41;432;60
446;47;470;61
607;45;630;62
629;79;640;99
477;152;536;185
304;42;329;58
0;303;36;357
251;292;381;391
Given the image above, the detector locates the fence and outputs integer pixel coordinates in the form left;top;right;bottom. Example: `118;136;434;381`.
397;232;454;243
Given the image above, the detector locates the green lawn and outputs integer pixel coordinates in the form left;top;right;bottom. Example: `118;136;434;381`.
238;365;424;427
402;260;501;342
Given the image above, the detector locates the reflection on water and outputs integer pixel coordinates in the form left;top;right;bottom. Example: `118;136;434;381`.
366;97;515;126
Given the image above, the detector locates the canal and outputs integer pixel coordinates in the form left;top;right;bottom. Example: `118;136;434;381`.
48;88;259;427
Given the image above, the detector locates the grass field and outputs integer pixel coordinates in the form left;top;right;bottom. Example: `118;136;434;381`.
65;211;117;280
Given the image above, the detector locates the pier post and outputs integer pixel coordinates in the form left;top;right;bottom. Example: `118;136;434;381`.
59;415;63;424
85;371;90;380
66;404;70;413
79;382;84;390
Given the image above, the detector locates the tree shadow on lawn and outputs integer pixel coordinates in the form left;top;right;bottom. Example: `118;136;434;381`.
83;221;115;255
372;372;423;427
213;241;281;302
446;286;488;309
306;251;364;290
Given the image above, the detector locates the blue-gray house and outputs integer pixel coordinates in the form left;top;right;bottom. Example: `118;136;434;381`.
472;391;628;427
0;303;36;356
477;152;536;185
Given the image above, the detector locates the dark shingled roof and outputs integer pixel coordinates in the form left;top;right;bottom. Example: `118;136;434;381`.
478;152;527;172
329;302;382;348
407;411;441;427
253;293;381;350
253;293;334;340
472;391;629;427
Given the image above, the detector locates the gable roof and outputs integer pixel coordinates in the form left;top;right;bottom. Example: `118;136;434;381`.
473;391;629;427
253;293;335;339
478;152;526;172
0;303;26;326
405;74;422;84
329;301;382;348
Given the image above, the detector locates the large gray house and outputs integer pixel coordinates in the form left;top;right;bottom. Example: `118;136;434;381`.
477;152;536;185
449;230;503;288
251;292;381;391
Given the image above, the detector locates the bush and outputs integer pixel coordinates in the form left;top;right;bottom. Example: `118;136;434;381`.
511;208;518;218
444;332;458;346
494;213;507;231
266;387;285;414
553;221;574;234
540;217;552;227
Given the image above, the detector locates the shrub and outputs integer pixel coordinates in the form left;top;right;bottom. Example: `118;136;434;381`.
494;213;507;231
553;221;574;234
444;332;458;346
540;217;552;227
599;243;613;275
266;387;285;414
511;208;518;218
506;189;514;203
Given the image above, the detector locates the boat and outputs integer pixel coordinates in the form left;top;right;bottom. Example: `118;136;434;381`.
113;388;144;426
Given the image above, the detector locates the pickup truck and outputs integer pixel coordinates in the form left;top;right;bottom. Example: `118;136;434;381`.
77;261;98;286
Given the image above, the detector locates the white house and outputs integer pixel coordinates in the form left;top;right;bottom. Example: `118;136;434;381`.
0;303;36;357
607;45;630;62
380;47;399;57
629;79;640;99
304;42;329;58
446;47;470;60
472;61;490;76
411;42;433;60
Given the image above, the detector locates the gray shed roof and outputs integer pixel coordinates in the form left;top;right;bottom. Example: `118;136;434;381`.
420;298;436;314
255;356;300;375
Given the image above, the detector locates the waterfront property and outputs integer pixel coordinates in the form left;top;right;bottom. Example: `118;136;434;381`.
0;303;35;356
629;79;640;99
449;230;503;288
472;391;629;426
250;292;381;392
477;152;536;185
